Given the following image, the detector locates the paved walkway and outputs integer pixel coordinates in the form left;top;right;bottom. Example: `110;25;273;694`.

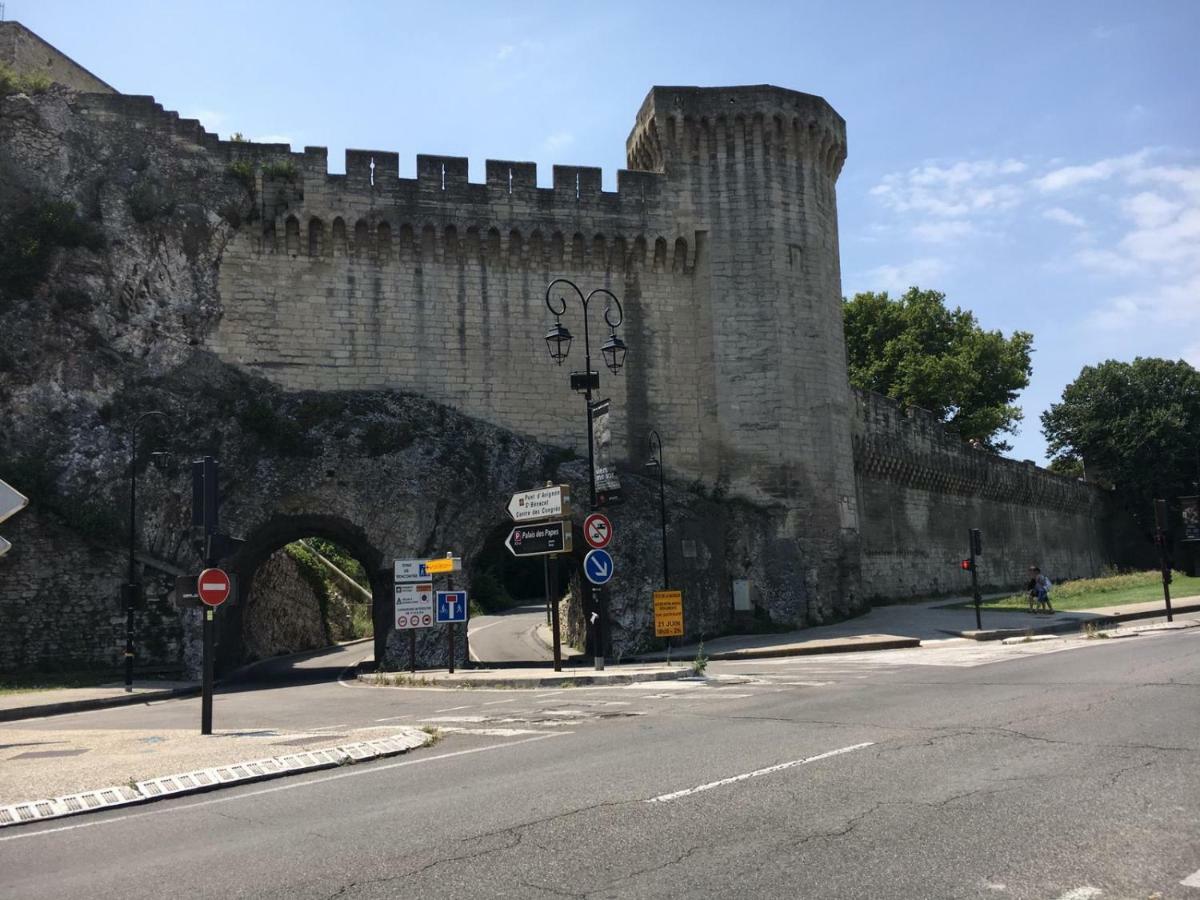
0;681;197;722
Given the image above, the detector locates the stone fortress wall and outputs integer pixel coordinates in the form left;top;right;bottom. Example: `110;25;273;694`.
853;390;1113;600
3;26;1118;641
0;21;116;93
74;83;865;620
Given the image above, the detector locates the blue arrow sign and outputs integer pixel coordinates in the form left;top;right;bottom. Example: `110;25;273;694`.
583;549;614;586
436;590;468;623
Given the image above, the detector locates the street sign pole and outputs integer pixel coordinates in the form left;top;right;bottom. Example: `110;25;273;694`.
968;528;982;631
409;630;416;674
549;555;562;672
447;571;456;675
195;457;219;736
1155;499;1174;622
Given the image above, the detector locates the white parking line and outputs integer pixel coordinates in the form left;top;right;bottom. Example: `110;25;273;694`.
645;742;875;803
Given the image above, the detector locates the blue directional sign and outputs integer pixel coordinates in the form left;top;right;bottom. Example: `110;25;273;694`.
436;590;468;623
583;549;614;586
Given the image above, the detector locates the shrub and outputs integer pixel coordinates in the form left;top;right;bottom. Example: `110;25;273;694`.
0;62;52;96
261;160;297;181
0;199;105;298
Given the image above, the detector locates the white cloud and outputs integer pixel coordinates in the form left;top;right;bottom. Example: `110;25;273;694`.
496;44;515;61
1032;150;1149;192
1043;207;1087;228
542;131;575;153
871;158;1025;221
911;220;976;243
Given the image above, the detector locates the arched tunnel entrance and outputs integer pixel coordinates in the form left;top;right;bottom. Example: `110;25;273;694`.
219;514;389;678
468;521;599;665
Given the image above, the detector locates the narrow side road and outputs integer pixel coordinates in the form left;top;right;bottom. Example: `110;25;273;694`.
468;603;553;663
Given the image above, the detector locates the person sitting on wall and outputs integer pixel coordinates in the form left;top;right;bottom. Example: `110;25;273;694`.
1026;566;1053;614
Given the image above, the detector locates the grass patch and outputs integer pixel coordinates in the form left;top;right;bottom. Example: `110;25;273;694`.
954;570;1200;613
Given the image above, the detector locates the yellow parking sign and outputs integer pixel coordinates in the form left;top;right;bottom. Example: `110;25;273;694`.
653;590;684;637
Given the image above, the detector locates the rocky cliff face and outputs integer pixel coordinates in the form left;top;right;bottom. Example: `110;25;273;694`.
0;85;830;675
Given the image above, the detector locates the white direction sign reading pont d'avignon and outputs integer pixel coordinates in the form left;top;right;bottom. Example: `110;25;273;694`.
395;582;434;630
507;485;569;523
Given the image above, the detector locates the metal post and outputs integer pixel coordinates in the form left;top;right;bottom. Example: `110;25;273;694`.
1155;499;1174;622
544;280;624;674
447;570;456;674
968;529;982;631
409;629;416;674
549;555;562;672
126;426;137;691
199;455;218;736
201;608;214;735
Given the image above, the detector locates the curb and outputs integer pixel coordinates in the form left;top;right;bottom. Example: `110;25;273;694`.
358;667;694;689
947;602;1200;641
634;635;922;664
0;727;430;830
0;685;201;723
705;636;921;661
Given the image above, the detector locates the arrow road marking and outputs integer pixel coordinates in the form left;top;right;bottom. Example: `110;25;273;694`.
645;742;875;803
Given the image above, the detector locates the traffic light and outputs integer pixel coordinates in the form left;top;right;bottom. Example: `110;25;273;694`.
960;559;973;571
970;528;982;557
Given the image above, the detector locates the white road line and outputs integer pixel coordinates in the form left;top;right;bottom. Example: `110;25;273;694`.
1054;888;1102;900
1181;867;1200;888
0;733;566;843
482;699;517;706
373;715;410;722
435;705;473;713
645;742;875;803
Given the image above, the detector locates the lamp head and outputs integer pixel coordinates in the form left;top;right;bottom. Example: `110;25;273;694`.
544;319;573;365
601;330;627;374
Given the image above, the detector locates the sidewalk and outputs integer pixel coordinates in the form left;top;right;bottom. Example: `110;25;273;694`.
0;680;198;723
0;723;430;829
948;596;1200;641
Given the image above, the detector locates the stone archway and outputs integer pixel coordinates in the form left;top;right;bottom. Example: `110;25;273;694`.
219;513;389;672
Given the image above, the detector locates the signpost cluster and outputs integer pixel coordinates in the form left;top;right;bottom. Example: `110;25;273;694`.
393;554;466;673
505;485;575;671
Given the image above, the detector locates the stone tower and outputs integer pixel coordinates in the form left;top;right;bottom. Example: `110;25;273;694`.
627;86;862;620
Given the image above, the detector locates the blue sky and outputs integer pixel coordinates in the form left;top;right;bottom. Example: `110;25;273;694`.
18;0;1200;462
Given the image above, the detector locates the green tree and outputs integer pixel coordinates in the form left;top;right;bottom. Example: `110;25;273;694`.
843;287;1034;451
1041;357;1200;525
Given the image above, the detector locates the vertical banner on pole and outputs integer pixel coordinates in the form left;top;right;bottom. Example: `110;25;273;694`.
591;399;623;507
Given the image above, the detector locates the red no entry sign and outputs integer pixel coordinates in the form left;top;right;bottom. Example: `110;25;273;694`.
197;568;232;606
584;513;613;549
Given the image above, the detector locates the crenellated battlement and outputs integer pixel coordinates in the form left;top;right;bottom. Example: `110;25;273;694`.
626;85;847;180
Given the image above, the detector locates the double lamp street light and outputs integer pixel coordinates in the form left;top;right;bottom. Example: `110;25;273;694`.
543;278;627;663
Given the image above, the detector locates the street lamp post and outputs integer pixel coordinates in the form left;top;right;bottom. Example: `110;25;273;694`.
644;430;669;590
125;410;166;690
543;278;627;667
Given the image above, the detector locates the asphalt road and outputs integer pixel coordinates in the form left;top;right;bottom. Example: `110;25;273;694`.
469;603;554;663
3;629;1198;899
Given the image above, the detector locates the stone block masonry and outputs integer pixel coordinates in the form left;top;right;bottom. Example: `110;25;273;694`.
853;390;1115;600
0;23;1124;676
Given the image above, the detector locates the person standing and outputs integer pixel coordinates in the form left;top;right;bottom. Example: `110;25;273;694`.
1026;565;1053;614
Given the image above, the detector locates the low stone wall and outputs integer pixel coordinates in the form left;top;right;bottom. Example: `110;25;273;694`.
852;390;1116;601
0;511;185;673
